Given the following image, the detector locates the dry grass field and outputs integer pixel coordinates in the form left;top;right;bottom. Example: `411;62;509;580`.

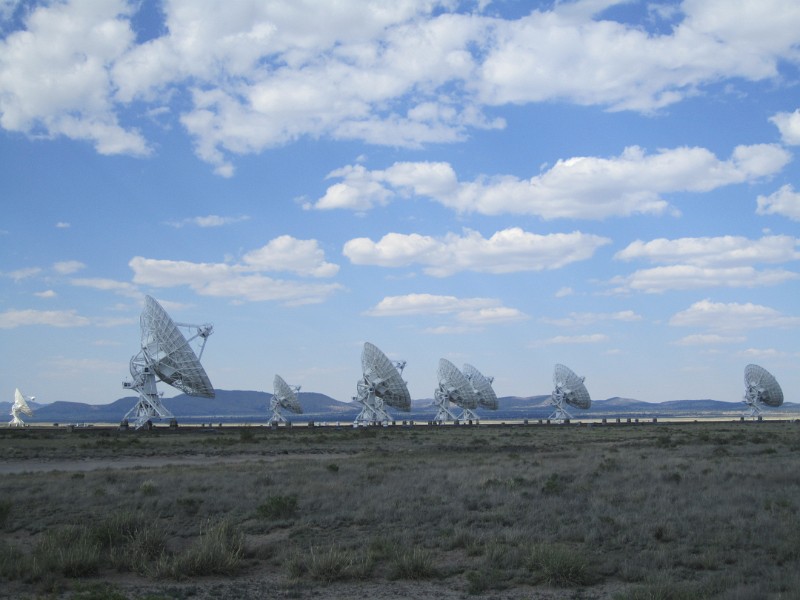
1;421;800;599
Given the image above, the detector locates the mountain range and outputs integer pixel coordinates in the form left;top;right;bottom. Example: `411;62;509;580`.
2;390;798;425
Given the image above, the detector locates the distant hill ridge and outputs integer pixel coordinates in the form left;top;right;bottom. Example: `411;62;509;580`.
2;389;798;424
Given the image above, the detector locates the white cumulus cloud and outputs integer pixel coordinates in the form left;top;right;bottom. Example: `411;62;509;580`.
0;308;91;328
615;235;800;267
343;228;610;276
669;299;800;331
756;185;800;221
314;144;789;218
128;236;341;305
611;234;800;293
166;214;250;228
2;1;800;173
770;109;800;145
365;293;527;325
0;0;150;155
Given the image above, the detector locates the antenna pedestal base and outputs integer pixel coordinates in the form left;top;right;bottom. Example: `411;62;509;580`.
124;394;174;430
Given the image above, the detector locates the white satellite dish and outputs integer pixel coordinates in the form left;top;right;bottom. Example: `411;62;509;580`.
463;363;499;421
122;295;214;429
9;388;34;427
743;364;783;418
353;342;411;426
549;364;591;422
433;359;478;423
271;374;303;424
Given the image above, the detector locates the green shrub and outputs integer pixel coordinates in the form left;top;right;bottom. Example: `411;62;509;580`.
34;525;102;578
528;543;595;587
287;544;368;583
160;519;243;578
389;547;438;580
257;495;298;519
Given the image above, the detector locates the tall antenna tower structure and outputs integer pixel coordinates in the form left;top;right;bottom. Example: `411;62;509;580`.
271;375;303;424
433;359;478;423
743;364;783;418
122;296;214;429
462;363;499;422
353;342;411;426
549;364;591;422
9;388;34;427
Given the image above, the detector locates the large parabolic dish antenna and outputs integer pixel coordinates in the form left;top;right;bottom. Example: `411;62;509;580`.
354;342;411;425
743;364;783;418
433;359;478;423
122;296;214;429
10;388;34;427
271;374;303;424
463;363;499;421
549;364;591;422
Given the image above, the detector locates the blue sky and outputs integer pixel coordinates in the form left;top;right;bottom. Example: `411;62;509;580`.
1;0;799;409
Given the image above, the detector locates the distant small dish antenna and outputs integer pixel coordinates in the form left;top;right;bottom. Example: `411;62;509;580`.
353;342;411;426
271;374;303;424
10;388;34;427
743;364;783;418
433;359;478;423
549;364;591;422
463;363;499;421
122;296;214;429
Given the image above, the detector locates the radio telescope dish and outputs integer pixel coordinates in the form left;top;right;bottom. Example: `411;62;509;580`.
271;374;303;424
743;364;783;418
463;363;498;421
122;296;214;429
549;364;591;422
9;388;34;427
433;359;478;423
353;342;411;426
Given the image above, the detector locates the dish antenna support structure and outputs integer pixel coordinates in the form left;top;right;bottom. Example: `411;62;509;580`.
743;364;783;418
10;388;34;427
354;342;411;426
463;363;499;422
549;364;591;422
122;296;214;429
433;359;478;423
271;375;303;424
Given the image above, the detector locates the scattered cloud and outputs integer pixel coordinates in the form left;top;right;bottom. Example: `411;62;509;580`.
366;293;527;325
0;0;150;156
669;299;800;331
0;308;91;328
542;310;642;328
555;287;574;298
738;348;785;358
538;334;609;345
128;236;341;304
770;108;800;145
55;222;71;229
756;185;800;221
34;290;57;299
70;278;141;298
610;234;800;293
343;228;610;276
609;265;797;294
673;334;747;346
241;236;339;278
615;235;800;267
53;260;87;275
3;2;798;172
312;145;789;219
166;214;251;228
4;267;41;282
